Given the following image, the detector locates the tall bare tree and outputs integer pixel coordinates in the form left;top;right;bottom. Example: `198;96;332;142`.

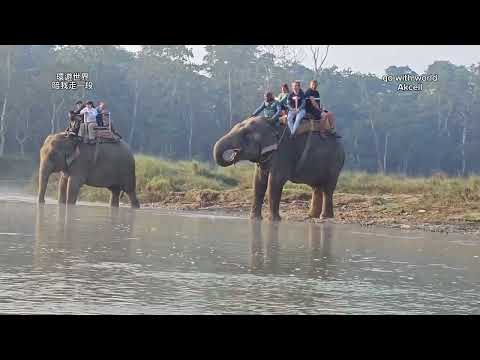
309;45;330;80
49;95;65;134
360;80;383;173
16;107;31;157
260;45;305;68
0;48;12;157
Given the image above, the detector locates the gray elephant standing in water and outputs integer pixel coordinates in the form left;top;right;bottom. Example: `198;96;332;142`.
37;133;140;208
213;117;345;221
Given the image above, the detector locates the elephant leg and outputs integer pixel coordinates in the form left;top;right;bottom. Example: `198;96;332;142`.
320;189;335;219
308;186;323;218
66;177;82;205
250;165;269;220
267;175;286;222
109;186;120;208
127;191;140;209
58;173;68;204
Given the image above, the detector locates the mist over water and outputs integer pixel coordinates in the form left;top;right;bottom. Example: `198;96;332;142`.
0;195;479;314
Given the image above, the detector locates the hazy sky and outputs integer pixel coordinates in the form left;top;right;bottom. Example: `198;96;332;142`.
121;45;480;76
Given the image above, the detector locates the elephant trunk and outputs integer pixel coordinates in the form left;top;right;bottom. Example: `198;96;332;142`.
37;160;53;204
213;135;239;167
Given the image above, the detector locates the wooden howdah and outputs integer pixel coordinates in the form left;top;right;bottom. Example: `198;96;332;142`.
279;114;326;136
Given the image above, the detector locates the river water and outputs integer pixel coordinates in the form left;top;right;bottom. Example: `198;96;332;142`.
0;193;479;314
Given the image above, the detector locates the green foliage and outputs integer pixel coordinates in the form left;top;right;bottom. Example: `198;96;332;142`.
1;45;480;177
25;153;480;209
132;155;243;202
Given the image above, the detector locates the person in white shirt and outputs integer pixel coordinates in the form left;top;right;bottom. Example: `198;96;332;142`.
79;101;98;142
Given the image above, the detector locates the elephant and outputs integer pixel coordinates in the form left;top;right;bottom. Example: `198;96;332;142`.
213;117;345;221
37;133;140;208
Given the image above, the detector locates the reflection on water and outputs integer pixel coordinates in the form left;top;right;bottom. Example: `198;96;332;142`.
250;222;334;279
0;198;479;314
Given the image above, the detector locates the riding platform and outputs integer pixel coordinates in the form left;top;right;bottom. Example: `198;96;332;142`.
279;114;330;136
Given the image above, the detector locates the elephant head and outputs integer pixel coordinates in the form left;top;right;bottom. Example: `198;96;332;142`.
213;117;280;167
37;133;80;203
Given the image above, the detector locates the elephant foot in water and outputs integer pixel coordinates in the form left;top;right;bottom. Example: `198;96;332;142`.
268;214;282;222
250;203;264;220
320;212;334;220
250;213;263;221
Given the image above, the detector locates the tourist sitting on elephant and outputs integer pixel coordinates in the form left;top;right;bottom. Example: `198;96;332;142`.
73;100;85;115
96;101;107;127
275;83;289;113
79;101;98;143
305;80;341;138
252;92;282;126
286;80;307;136
305;80;323;119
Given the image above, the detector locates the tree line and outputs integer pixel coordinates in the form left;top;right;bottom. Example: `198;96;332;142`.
0;45;479;176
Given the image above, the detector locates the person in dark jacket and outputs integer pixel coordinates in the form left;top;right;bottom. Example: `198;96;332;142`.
73;100;85;115
286;80;306;136
304;79;323;119
305;79;341;138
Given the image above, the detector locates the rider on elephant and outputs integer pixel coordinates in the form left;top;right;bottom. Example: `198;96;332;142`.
252;92;282;127
275;83;290;113
286;80;307;137
73;100;85;115
79;101;98;143
305;80;323;119
305;80;341;138
65;101;85;136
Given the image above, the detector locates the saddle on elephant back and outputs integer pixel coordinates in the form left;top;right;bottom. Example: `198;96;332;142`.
66;112;121;144
93;113;120;143
278;112;334;136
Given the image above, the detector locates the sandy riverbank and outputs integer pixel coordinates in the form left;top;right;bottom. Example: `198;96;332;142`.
140;189;480;235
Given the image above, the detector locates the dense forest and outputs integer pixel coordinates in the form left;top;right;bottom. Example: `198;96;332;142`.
0;45;479;176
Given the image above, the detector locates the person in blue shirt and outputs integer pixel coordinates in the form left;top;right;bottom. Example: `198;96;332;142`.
252;92;282;126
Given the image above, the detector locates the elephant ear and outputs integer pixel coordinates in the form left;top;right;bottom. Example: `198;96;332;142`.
66;146;81;168
55;136;78;154
46;136;78;167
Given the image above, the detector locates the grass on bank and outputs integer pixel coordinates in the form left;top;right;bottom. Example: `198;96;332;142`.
28;155;480;207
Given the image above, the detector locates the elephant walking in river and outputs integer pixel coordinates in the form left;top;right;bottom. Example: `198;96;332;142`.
213;117;345;221
37;133;140;208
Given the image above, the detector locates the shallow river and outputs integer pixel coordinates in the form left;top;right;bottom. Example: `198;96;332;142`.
0;193;479;314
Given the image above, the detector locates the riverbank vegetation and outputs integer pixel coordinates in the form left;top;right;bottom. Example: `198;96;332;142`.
30;155;480;223
1;45;480;177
